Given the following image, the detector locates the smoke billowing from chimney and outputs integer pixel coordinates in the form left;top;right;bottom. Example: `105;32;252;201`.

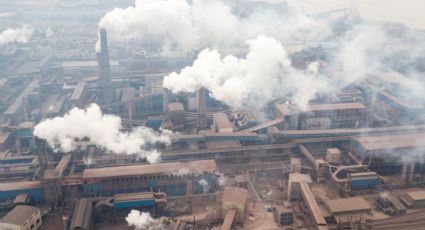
33;104;171;163
98;0;331;50
163;35;329;110
126;210;164;230
0;25;34;45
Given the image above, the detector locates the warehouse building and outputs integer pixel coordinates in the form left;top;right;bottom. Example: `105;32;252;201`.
351;133;425;175
0;181;44;204
81;160;218;197
325;197;372;217
401;190;425;208
0;205;42;230
275;102;366;130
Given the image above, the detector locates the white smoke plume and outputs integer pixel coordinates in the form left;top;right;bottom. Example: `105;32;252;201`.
329;24;389;86
126;210;164;230
33;104;171;163
98;0;332;50
163;35;329;110
0;25;34;45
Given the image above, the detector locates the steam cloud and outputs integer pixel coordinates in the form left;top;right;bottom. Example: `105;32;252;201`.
0;25;34;45
163;35;329;110
98;0;331;50
126;210;164;230
33;104;171;163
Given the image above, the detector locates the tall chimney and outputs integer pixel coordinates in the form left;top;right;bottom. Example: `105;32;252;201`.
197;87;207;129
97;28;113;106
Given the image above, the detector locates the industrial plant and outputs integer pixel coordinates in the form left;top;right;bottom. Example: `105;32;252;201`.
0;0;425;230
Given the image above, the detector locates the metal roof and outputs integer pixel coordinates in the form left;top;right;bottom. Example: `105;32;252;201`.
70;198;92;230
352;133;425;151
406;190;425;201
325;197;371;214
0;205;39;225
83;160;216;179
308;103;366;111
0;181;41;191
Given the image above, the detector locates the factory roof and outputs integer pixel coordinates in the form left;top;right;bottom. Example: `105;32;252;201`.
0;181;42;191
83;160;216;179
308;103;366;111
206;140;241;149
0;205;39;225
169;102;184;111
114;192;155;202
61;60;119;68
70;81;87;101
4;78;39;115
406;190;425;201
325;197;371;214
352;133;425;151
70;199;92;230
222;187;248;205
213;112;233;131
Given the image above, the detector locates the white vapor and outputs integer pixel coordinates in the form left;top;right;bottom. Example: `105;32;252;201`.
0;25;34;45
330;24;389;86
126;210;164;230
33;104;171;163
98;0;332;50
163;35;329;110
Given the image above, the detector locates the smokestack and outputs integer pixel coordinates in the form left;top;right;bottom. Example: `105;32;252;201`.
163;88;170;113
97;28;113;106
197;87;207;129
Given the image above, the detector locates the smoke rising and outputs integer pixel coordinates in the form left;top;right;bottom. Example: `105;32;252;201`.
126;210;164;230
0;25;34;45
98;0;332;50
163;35;329;110
33;104;171;163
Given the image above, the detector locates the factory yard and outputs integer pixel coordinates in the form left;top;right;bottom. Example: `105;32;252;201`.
1;0;425;229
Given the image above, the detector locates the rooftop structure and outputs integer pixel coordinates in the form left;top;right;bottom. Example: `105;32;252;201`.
83;160;217;179
352;133;425;151
70;199;92;230
0;205;41;230
325;197;372;215
307;103;366;111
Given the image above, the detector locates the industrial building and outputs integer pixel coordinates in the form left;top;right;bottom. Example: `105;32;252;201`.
81;160;218;197
0;205;42;230
0;1;424;229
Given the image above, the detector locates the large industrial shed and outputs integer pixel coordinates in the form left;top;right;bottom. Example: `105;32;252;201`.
81;160;218;197
325;197;372;217
0;181;44;204
0;205;42;230
351;133;425;174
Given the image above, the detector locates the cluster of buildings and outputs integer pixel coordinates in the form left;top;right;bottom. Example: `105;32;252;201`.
0;2;425;230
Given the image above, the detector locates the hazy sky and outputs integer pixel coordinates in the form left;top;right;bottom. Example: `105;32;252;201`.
251;0;425;30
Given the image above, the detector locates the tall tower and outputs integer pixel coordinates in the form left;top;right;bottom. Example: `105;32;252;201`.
197;87;207;129
96;28;113;105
